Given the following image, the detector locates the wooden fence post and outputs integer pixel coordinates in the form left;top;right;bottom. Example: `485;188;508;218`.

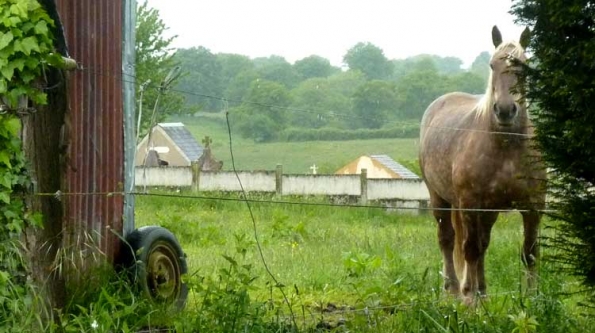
276;164;283;196
191;161;200;192
360;168;368;205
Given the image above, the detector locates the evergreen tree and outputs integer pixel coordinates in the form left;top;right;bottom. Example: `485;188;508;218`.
513;0;595;304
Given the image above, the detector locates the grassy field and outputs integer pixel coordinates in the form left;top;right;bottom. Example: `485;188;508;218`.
133;192;589;332
170;114;420;174
127;116;589;331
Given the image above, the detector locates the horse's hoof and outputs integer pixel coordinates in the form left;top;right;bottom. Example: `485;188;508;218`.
444;281;460;296
477;293;490;305
462;296;475;306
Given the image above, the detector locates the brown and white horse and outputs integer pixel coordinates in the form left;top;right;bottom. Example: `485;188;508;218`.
419;26;546;304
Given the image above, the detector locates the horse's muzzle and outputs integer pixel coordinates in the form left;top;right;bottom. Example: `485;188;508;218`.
494;102;518;126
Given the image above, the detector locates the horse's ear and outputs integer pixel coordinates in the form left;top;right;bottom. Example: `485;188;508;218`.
492;25;502;48
519;27;531;49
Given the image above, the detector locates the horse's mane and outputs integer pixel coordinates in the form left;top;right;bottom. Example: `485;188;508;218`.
475;41;526;119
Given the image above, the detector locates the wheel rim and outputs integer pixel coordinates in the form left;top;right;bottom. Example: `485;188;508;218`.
145;241;181;301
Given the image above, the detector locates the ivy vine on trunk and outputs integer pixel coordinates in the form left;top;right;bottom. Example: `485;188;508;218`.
0;0;60;328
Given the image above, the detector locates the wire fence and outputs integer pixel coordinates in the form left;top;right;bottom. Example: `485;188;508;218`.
25;65;551;214
24;62;562;326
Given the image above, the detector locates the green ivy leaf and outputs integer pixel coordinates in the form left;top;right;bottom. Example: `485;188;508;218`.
5;118;21;136
21;22;34;34
0;271;10;284
0;191;10;204
30;91;47;105
11;58;25;72
21;72;35;83
34;20;48;36
0;151;11;169
20;36;39;55
1;63;14;80
0;79;7;94
0;173;12;188
24;56;39;70
28;212;43;228
0;31;14;51
12;39;23;53
9;2;28;18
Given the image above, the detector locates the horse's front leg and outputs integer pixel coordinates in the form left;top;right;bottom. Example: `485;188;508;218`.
459;211;497;304
521;211;541;290
430;192;459;295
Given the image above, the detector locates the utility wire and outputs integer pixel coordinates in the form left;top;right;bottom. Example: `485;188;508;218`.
224;105;299;328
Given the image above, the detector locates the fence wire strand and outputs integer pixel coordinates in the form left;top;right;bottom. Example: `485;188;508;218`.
31;190;558;214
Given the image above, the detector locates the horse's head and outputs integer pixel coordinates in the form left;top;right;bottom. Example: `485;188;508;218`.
485;26;531;128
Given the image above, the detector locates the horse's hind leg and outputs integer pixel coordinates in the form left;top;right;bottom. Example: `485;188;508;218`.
430;192;459;295
521;211;541;290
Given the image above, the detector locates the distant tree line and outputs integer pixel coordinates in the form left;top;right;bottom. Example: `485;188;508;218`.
171;45;491;142
137;2;492;143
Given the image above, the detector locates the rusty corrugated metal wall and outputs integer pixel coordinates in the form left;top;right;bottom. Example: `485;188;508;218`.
55;0;126;261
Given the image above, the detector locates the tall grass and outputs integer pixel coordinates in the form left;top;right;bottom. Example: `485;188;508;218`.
131;191;590;332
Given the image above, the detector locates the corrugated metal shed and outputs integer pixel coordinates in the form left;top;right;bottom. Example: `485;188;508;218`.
55;0;130;262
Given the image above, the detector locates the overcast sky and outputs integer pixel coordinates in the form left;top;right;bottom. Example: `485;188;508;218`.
145;0;525;68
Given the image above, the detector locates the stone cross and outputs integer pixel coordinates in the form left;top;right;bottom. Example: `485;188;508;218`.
310;164;318;175
202;136;212;148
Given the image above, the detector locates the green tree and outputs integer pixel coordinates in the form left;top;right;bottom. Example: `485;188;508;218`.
392;54;464;81
234;79;292;141
448;71;486;94
512;0;595;305
135;0;184;136
327;70;367;98
343;42;393;80
232;111;278;142
253;55;300;88
351;80;398;129
289;78;350;128
432;55;464;74
174;46;224;112
395;61;449;119
403;54;463;75
217;53;254;91
470;51;491;82
293;55;339;80
224;69;258;107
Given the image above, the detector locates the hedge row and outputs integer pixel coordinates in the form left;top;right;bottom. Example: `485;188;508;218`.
278;124;420;142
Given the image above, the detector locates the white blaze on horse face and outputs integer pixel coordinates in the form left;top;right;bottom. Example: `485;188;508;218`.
488;43;527;128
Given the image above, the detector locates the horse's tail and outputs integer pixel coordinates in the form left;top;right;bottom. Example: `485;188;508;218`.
452;210;465;282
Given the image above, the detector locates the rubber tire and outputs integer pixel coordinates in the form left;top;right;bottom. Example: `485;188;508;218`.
121;226;188;310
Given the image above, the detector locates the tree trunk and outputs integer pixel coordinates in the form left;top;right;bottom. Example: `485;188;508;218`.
22;68;68;313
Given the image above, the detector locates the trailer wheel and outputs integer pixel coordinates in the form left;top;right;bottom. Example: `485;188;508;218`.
123;226;188;309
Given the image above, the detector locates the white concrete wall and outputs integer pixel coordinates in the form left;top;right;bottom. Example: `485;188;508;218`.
200;171;276;192
135;167;192;187
133;167;431;202
282;175;360;195
367;179;430;200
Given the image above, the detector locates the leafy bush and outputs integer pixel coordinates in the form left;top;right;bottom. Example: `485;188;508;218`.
279;123;420;142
